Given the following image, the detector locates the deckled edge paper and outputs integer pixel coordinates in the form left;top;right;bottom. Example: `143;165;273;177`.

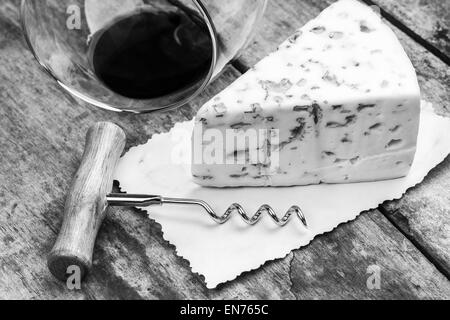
115;101;450;288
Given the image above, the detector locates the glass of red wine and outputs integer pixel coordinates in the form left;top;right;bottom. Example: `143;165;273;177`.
21;0;267;113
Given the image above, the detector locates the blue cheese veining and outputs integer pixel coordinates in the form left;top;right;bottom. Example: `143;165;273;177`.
192;0;421;187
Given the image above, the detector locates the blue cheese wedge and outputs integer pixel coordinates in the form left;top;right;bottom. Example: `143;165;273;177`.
191;0;420;187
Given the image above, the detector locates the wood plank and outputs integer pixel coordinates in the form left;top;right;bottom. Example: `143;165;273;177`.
236;0;450;280
381;156;450;278
0;0;449;299
367;0;450;64
86;206;450;299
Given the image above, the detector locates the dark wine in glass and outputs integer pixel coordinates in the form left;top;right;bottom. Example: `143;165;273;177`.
89;9;213;100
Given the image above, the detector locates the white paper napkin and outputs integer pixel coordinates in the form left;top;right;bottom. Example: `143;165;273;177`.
114;101;450;288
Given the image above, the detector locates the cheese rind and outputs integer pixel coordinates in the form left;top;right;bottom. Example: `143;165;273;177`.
192;0;420;187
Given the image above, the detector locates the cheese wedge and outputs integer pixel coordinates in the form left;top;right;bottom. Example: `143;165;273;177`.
192;0;420;187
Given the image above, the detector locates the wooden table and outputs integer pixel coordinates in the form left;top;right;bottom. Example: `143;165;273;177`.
1;0;449;299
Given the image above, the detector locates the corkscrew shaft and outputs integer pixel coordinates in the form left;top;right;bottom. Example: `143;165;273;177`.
106;193;308;228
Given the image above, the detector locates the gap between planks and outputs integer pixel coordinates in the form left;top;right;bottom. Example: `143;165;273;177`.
378;205;450;281
361;0;450;66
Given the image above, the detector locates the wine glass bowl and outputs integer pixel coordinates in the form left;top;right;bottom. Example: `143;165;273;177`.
21;0;267;113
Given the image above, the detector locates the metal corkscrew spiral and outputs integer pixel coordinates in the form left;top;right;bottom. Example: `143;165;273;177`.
107;194;308;228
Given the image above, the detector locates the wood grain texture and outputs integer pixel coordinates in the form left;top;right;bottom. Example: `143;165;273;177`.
0;0;449;299
48;122;126;281
381;156;450;278
236;0;450;287
368;0;450;63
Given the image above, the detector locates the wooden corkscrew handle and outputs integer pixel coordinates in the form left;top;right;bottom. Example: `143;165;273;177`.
48;122;126;281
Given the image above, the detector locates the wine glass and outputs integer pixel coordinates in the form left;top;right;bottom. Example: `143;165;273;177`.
20;0;267;113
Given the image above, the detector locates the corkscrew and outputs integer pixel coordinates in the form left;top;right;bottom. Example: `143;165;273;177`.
106;194;308;227
47;122;308;282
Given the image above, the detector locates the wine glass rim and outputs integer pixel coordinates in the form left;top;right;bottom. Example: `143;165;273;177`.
20;0;219;114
